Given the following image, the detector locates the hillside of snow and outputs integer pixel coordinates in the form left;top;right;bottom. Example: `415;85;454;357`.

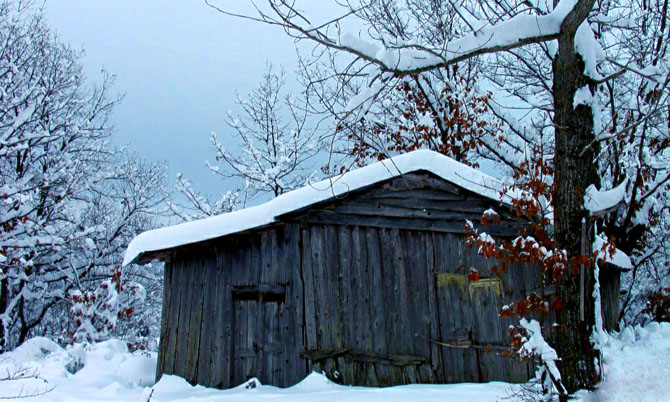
0;322;669;401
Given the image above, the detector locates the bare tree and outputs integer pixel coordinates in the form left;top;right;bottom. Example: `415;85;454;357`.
173;62;320;219
210;63;319;199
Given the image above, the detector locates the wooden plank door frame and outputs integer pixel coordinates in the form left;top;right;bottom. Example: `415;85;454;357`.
229;284;286;387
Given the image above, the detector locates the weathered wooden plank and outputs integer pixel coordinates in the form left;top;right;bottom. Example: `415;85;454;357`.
426;233;444;382
470;278;507;382
345;195;495;214
409;231;428;358
365;227;391;384
321;225;341;380
251;235;262;285
310;226;328;354
300;349;426;366
229;246;244;387
301;227;318;372
220;247;235;388
328;203;487;221
269;231;282;385
164;257;184;376
265;230;282;386
305;211;520;237
185;254;207;383
397;231;413;354
234;300;249;385
363;187;464;201
206;247;226;388
247;245;261;382
349;226;366;349
381;172;461;194
284;223;305;386
156;261;173;381
412;231;437;383
196;261;216;385
349;226;377;386
336;225;355;384
379;228;404;383
261;301;272;384
322;225;336;353
174;255;196;380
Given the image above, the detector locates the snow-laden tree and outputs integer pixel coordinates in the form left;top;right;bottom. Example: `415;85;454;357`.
0;1;168;349
172;63;319;219
169;173;241;222
209;0;670;395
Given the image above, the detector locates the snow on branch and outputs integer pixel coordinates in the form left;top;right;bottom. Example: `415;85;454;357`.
518;318;568;399
584;179;628;217
220;0;589;77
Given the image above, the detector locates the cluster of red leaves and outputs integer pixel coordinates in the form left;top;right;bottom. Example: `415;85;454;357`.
345;73;500;168
464;147;599;320
70;267;137;339
508;326;530;352
481;209;502;226
467;267;481;282
127;337;150;353
499;292;564;318
1;211;31;271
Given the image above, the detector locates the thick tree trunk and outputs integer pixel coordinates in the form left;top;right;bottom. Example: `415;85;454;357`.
552;21;600;393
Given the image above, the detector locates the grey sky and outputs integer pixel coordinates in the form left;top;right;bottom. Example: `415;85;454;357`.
44;1;327;198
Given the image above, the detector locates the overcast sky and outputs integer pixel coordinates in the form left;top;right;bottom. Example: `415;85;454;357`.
44;0;333;198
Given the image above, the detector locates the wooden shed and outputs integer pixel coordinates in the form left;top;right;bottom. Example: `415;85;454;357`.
124;150;624;389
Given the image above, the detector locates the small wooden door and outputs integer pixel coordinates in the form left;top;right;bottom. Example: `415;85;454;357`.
230;286;285;386
435;273;479;383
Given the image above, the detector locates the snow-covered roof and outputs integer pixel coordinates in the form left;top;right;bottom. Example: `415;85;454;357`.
584;179;628;217
123;150;512;266
594;234;633;270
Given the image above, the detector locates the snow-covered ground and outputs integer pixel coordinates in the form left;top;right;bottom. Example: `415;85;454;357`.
1;322;669;401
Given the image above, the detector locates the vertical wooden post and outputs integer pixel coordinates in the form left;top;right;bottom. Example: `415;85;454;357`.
579;218;587;322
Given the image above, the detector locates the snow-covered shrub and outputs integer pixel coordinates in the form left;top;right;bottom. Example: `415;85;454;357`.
113;262;164;351
69;268;145;343
512;319;567;401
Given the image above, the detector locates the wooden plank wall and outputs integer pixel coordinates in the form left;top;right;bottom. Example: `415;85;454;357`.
156;223;305;389
155;171;587;388
299;224;538;386
295;171;526;238
295;172;538;385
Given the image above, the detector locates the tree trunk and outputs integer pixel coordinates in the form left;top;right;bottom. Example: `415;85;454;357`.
0;277;7;351
552;24;600;393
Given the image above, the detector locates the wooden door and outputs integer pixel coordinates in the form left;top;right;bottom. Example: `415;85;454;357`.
435;273;479;383
230;286;285;386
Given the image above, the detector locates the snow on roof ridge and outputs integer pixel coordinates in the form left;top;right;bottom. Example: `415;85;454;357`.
123;150;509;266
593;234;633;270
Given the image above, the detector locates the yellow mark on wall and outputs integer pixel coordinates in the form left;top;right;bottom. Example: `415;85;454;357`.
436;273;468;288
468;278;502;298
436;273;503;300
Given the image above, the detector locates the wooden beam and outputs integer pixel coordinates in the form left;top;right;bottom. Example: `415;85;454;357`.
300;349;427;366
